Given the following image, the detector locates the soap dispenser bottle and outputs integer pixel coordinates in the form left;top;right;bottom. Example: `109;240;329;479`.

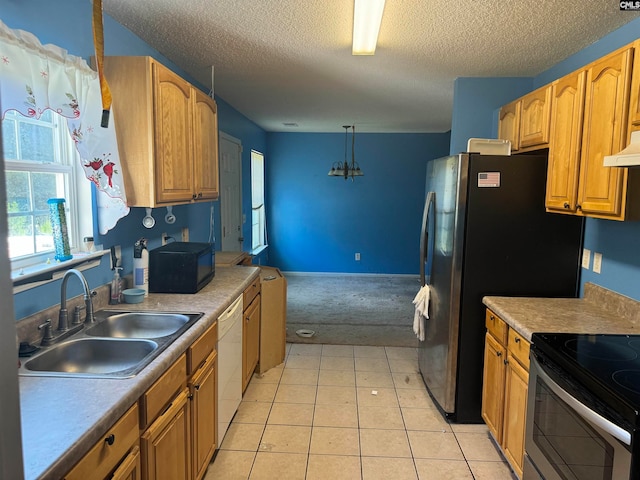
110;266;123;304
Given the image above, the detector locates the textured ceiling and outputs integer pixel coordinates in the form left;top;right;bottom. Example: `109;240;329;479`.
103;0;639;133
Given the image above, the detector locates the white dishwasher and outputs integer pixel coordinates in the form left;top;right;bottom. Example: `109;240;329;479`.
217;295;243;444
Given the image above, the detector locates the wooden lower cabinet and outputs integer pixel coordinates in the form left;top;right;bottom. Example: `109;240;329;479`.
481;331;506;444
190;350;218;480
481;309;530;479
243;293;261;391
502;353;529;476
64;404;140;480
112;446;142;480
141;388;192;480
242;278;261;391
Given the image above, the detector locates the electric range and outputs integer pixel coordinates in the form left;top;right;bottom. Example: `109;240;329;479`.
525;332;640;480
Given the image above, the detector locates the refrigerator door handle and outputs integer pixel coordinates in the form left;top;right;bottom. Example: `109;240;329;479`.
420;191;435;287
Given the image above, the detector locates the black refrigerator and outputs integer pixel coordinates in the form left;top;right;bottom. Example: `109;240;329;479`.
418;153;584;423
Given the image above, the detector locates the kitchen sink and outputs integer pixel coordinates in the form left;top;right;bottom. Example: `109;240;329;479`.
19;310;204;379
23;338;158;377
85;312;194;338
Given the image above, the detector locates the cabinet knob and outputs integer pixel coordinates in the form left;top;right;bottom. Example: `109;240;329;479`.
564;202;570;209
515;337;521;343
576;204;582;210
490;315;495;321
192;193;197;200
104;434;115;446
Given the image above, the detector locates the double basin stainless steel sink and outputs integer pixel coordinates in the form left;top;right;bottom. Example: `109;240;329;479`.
19;310;203;379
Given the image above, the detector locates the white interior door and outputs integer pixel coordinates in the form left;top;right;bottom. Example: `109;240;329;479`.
219;132;243;251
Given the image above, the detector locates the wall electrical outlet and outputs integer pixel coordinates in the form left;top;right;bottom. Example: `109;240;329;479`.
582;248;591;269
593;252;602;274
355;252;361;261
161;233;168;246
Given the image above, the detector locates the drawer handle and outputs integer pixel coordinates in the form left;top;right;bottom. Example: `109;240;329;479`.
104;434;115;446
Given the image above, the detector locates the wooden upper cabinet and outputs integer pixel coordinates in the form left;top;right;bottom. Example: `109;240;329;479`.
154;63;195;204
194;89;220;201
100;56;219;207
545;71;586;213
628;39;640;135
519;85;551;149
578;47;632;218
498;100;521;152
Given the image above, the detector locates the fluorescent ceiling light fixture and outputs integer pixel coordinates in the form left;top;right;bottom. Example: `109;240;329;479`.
352;0;386;55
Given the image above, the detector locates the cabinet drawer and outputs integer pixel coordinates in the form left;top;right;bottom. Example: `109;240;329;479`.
64;403;139;480
485;309;508;345
243;277;261;308
140;353;187;428
508;329;530;370
188;321;217;375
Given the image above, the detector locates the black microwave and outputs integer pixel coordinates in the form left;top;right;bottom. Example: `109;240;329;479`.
148;242;215;293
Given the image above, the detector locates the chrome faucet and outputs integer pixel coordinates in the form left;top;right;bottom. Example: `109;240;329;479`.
58;269;96;333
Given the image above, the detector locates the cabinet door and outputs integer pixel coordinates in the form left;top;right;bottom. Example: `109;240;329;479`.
190;351;218;480
481;332;506;444
243;296;261;391
194;89;220;201
498;100;521;151
141;388;191;480
520;86;551;148
629;40;640;133
578;47;632;217
153;62;195;204
546;71;586;212
111;446;141;480
502;355;529;479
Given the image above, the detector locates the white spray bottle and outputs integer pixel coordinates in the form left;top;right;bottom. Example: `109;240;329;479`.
133;238;149;296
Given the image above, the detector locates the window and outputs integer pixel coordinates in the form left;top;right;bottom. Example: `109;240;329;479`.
250;150;266;251
2;109;92;270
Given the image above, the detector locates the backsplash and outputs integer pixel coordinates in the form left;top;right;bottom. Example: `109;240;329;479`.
584;282;640;323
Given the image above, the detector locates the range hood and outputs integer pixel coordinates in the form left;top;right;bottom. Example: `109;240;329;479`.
603;130;640;167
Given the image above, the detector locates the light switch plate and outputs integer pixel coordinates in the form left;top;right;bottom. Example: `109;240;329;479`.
593;252;602;274
582;249;591;269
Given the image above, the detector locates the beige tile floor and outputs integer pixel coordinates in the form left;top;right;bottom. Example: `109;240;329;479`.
204;344;517;480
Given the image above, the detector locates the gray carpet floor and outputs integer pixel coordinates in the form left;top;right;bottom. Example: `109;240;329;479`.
284;273;421;347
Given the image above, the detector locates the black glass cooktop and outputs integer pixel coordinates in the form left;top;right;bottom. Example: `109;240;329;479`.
532;332;640;426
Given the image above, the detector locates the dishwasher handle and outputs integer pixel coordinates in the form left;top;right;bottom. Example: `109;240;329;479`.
219;295;243;321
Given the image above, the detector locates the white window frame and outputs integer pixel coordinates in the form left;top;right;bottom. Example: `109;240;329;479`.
3;110;93;275
250;150;266;253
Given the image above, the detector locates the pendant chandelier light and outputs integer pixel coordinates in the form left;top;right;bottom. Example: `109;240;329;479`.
328;125;364;181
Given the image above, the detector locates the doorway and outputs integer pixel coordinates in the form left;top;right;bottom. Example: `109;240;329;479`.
219;132;243;252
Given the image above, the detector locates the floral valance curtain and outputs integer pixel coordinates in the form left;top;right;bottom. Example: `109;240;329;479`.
0;19;128;234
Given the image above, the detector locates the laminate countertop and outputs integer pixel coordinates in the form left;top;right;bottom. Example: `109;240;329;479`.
483;283;640;342
19;265;260;480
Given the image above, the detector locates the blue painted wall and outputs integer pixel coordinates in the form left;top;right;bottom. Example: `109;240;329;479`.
4;1;640;320
2;0;266;319
450;77;533;155
265;132;450;273
448;17;640;301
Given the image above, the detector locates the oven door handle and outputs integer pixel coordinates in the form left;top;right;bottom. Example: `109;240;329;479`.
532;356;632;446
